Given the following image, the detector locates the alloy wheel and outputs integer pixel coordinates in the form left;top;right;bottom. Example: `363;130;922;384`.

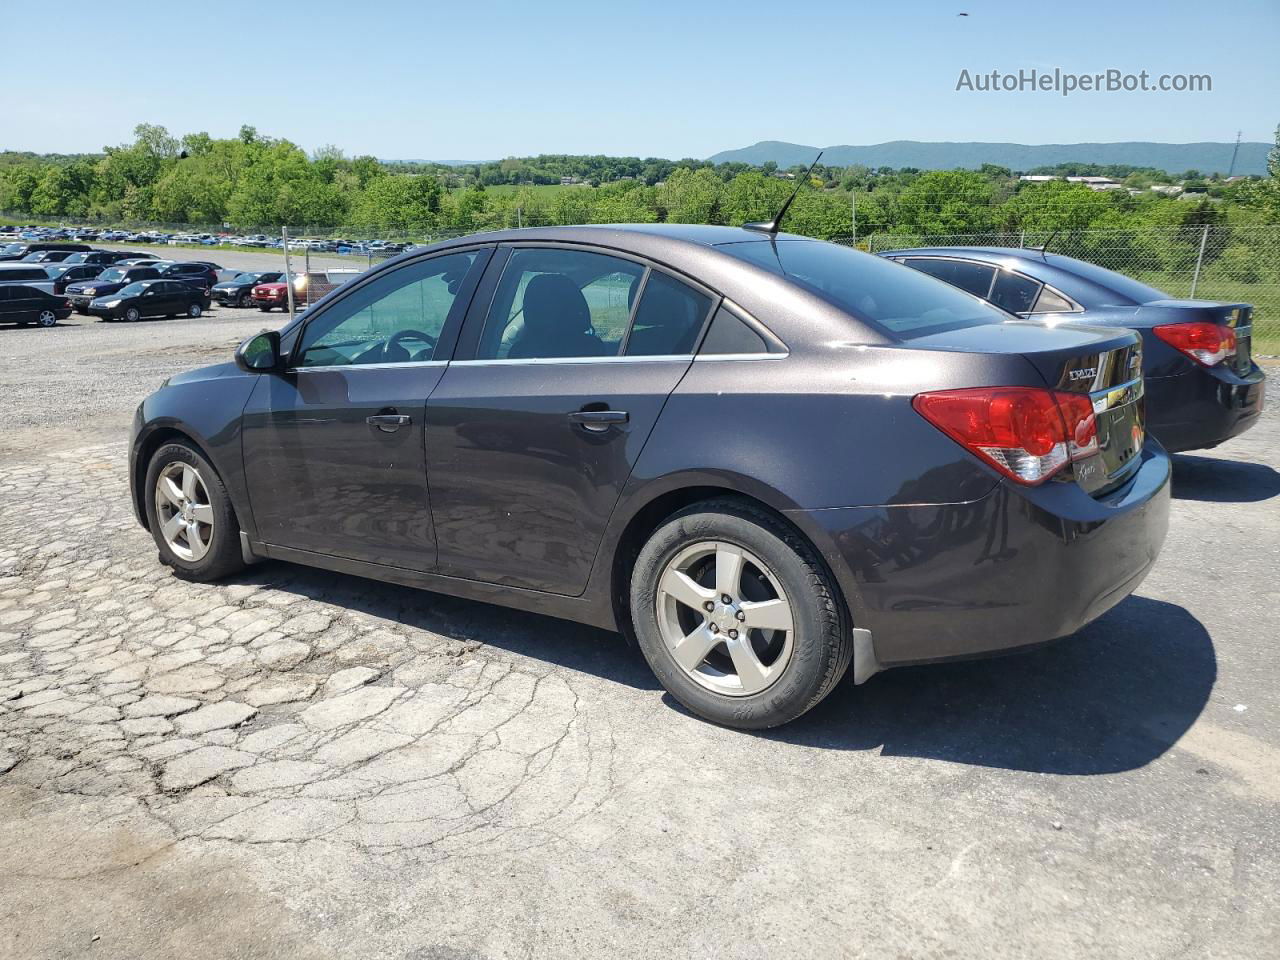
655;541;795;696
155;461;214;561
37;310;56;327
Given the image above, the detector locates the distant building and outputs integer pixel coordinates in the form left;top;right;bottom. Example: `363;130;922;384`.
1019;175;1059;182
1065;176;1122;190
1150;184;1184;196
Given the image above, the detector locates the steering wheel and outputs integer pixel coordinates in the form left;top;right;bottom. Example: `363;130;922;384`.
384;328;437;362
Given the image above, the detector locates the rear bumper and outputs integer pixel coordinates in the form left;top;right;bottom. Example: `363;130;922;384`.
1146;364;1266;453
794;443;1171;666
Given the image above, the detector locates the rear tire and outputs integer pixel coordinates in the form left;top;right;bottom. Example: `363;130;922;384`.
36;310;57;327
629;499;852;730
144;442;245;582
187;303;202;318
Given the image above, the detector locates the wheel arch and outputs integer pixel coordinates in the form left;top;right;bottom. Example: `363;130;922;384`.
132;423;223;531
605;479;861;646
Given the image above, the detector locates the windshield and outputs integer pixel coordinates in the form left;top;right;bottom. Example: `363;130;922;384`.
720;239;1003;338
45;265;71;278
117;282;148;297
97;268;127;282
1;243;23;255
233;273;264;283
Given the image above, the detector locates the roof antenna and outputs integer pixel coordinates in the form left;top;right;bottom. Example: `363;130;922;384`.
744;151;823;235
1028;229;1058;258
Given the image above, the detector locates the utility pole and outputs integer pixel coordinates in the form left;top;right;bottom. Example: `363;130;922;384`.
282;226;296;320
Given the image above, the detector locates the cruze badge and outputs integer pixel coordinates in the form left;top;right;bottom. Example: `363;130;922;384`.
1068;367;1097;382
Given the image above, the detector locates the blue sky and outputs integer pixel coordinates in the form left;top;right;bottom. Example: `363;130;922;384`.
7;0;1278;160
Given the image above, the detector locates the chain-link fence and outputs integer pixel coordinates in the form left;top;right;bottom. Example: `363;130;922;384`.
839;225;1280;354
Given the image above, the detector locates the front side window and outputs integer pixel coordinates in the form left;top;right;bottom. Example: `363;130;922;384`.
297;250;481;367
478;248;645;360
989;270;1043;314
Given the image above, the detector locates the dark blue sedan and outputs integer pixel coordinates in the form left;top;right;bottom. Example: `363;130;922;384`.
882;247;1266;453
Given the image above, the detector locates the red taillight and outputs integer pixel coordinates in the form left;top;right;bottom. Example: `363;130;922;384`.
913;386;1098;486
1153;322;1236;367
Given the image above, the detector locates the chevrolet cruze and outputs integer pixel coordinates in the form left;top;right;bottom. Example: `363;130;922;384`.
130;225;1171;728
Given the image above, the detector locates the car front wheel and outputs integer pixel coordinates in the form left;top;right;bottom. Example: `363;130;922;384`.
124;306;141;322
630;499;852;729
144;442;245;581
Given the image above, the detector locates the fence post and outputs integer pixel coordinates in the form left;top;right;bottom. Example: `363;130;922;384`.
282;226;296;321
1019;229;1026;249
1189;225;1210;299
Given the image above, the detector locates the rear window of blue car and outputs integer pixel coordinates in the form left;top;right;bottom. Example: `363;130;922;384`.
719;239;1004;338
1043;255;1168;305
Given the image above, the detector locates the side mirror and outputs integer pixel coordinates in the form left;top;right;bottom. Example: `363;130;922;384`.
235;330;282;373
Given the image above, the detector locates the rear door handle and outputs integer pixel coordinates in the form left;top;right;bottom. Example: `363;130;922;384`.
567;409;629;432
367;413;411;432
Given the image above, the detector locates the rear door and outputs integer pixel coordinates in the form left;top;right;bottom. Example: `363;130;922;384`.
424;245;716;595
241;247;491;571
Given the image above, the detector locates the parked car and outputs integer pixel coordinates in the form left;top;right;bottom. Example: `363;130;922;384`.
212;271;283;307
251;277;302;311
65;266;162;313
0;284;73;327
63;250;143;266
88;278;209;322
0;241;91;262
44;263;107;295
0;263;57;289
129;225;1171;729
20;249;76;264
882;247;1267;452
158;261;219;291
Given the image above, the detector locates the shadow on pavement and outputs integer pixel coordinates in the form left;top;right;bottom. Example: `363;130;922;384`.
1172;453;1280;503
238;562;661;692
769;596;1215;775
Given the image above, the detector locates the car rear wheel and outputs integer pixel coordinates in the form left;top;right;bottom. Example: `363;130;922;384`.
187;303;202;318
36;309;57;327
144;442;244;581
630;499;852;729
124;306;140;322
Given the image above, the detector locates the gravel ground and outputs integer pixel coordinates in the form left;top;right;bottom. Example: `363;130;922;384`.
0;313;1277;959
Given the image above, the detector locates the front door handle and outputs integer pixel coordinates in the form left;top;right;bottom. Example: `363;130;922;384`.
568;409;629;433
367;413;411;433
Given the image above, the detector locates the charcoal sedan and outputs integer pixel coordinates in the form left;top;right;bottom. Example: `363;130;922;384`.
89;279;208;321
882;247;1266;452
129;225;1170;729
211;271;283;307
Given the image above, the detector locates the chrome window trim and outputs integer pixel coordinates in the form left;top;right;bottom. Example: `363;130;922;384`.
692;352;788;362
451;354;695;367
292;360;449;373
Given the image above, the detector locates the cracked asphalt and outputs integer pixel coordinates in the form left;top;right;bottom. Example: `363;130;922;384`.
1;307;1278;959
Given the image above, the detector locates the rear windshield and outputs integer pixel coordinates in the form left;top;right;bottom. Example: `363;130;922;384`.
719;239;1003;338
1043;254;1169;305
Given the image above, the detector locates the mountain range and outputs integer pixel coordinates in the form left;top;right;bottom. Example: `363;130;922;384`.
705;140;1271;175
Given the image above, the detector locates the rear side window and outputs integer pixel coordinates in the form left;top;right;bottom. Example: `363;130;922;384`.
479;248;645;360
1031;286;1074;314
699;307;769;355
722;240;1003;339
908;258;996;298
989;271;1042;314
624;272;713;356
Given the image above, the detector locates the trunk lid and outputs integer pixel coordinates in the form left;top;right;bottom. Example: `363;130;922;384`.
907;320;1145;495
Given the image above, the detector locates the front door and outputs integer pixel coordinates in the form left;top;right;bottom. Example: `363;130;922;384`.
242;248;490;571
426;245;716;595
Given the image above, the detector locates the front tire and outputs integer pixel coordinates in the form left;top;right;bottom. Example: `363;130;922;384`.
144;442;245;581
124;306;141;322
238;291;252;307
629;499;852;729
